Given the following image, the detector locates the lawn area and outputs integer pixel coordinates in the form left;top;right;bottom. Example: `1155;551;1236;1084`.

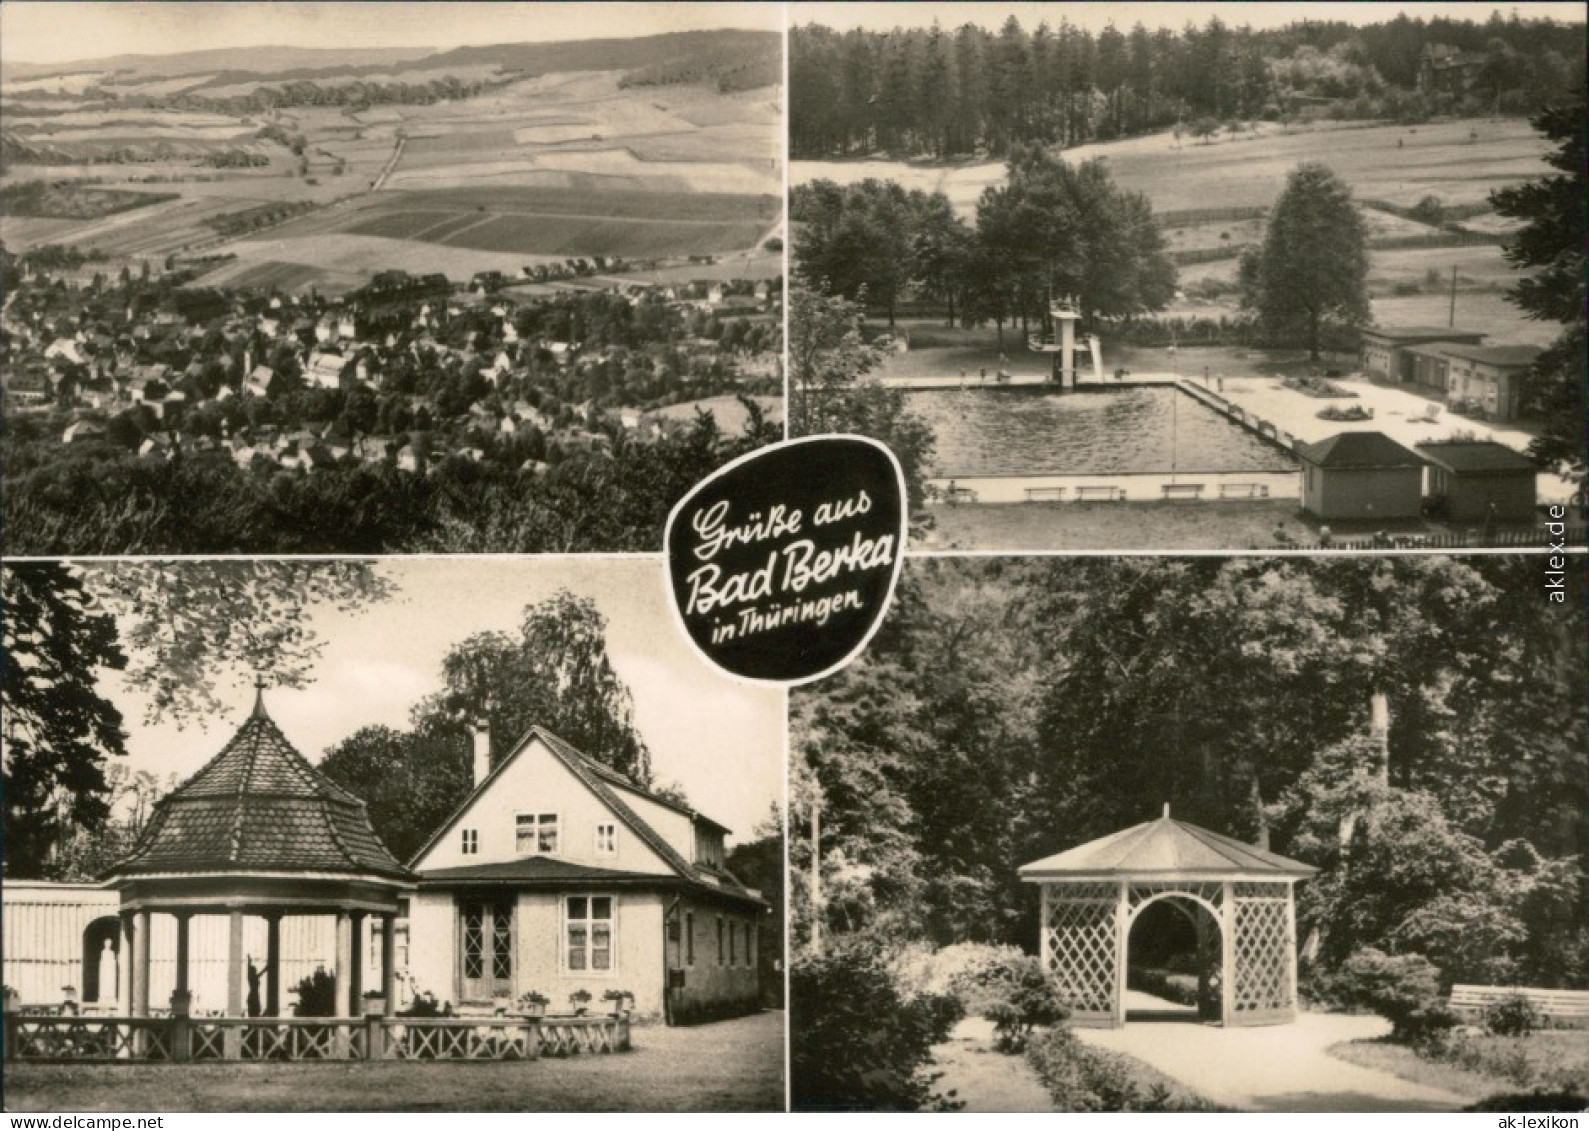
1329;1031;1589;1104
3;1011;785;1112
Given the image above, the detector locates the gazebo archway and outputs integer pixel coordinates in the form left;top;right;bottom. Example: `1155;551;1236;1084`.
1126;893;1220;1022
1019;806;1314;1028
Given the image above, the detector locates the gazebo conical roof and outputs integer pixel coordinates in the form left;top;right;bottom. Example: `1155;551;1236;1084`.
1019;810;1316;881
107;692;411;884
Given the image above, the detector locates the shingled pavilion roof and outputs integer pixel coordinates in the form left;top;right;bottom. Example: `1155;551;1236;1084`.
1019;808;1315;881
108;692;412;882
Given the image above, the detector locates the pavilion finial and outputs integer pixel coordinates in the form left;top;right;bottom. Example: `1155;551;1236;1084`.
251;675;268;717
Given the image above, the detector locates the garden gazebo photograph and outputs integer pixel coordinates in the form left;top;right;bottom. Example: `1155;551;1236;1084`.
789;554;1588;1113
1021;805;1315;1029
2;558;786;1111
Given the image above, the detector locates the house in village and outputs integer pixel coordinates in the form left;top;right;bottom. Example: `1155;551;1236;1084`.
407;725;765;1024
1;705;765;1028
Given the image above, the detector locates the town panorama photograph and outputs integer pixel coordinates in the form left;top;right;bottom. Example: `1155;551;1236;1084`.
0;2;785;554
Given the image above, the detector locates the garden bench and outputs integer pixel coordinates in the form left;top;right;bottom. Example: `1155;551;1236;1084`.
945;486;978;505
1449;984;1589;1026
1160;484;1205;500
1024;487;1065;502
1218;483;1270;500
1075;486;1126;502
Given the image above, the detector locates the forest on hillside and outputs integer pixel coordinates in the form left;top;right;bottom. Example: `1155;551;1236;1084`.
790;13;1585;159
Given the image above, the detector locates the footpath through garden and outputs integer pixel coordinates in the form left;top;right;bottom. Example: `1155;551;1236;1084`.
1074;991;1468;1112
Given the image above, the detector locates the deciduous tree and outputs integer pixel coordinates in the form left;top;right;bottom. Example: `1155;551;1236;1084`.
1240;162;1370;358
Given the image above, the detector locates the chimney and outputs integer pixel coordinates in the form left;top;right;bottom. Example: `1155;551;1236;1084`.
471;718;491;787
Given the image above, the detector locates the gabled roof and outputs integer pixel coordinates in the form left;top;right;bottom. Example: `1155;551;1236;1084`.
1416;440;1538;473
409;724;762;907
1434;344;1542;368
1020;811;1316;880
1297;431;1425;470
107;693;411;882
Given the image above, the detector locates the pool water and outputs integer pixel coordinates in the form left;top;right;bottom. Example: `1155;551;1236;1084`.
907;386;1299;477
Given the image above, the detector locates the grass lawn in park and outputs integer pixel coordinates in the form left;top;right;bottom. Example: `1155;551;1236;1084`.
3;1011;785;1112
1328;1030;1589;1103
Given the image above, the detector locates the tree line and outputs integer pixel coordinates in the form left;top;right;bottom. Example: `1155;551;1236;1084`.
793;145;1175;334
790;12;1585;159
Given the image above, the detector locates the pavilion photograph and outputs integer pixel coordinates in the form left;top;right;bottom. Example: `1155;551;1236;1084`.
2;558;786;1111
788;554;1588;1112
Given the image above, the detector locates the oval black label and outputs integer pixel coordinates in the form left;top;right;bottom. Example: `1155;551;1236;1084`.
665;435;906;684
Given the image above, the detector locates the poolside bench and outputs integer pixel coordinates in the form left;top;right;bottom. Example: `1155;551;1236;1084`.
1449;984;1589;1027
944;487;978;505
1075;486;1126;502
1161;484;1205;500
1024;487;1065;502
1218;483;1270;500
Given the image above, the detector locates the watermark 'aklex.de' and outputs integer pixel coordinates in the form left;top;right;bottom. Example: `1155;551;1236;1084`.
1543;505;1572;603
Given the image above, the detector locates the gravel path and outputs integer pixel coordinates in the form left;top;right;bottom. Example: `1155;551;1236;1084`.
1075;993;1468;1112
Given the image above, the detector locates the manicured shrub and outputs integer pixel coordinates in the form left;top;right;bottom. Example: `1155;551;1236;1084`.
1483;993;1540;1038
289;967;336;1017
983;956;1071;1053
1337;947;1457;1043
791;938;965;1111
1025;1029;1217;1112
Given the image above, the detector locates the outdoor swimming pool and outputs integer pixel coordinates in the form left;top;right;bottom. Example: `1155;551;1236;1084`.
908;386;1299;477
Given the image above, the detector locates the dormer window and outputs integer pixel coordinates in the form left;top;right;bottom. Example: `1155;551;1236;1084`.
595;822;618;856
515;812;559;855
461;829;478;855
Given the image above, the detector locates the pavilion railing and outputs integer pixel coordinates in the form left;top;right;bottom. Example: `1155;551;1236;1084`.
3;1009;631;1063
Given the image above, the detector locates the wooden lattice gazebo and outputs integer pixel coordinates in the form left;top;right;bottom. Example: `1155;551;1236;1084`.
1018;806;1315;1028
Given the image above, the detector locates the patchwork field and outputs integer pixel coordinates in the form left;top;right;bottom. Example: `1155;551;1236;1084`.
794;117;1548;219
3;42;781;290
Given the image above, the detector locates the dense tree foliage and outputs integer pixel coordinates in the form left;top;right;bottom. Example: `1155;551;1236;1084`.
793;150;1174;336
788;283;935;511
792;557;1588;989
321;591;655;862
1240;162;1370;358
1489;90;1587;484
4;408;778;554
791;13;1586;159
2;563;129;877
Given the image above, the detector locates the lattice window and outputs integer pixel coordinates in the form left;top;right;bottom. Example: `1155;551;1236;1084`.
491;906;513;980
463;906;484;979
1232;896;1290;1014
1129;881;1223;912
1042;882;1118;1016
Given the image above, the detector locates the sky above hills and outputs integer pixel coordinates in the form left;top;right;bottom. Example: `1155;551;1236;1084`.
0;2;781;66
